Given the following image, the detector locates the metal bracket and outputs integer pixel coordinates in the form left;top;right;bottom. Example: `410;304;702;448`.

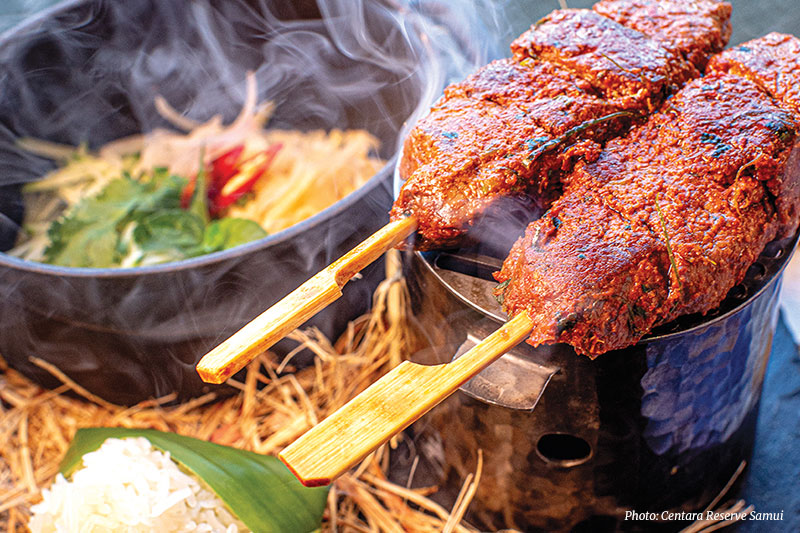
453;332;558;411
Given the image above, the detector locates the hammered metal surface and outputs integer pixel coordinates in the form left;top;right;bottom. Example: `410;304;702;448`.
640;284;779;457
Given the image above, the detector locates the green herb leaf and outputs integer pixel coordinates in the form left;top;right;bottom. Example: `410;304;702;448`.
199;218;268;255
44;177;151;267
42;164;266;268
654;197;682;291
61;428;328;533
493;279;511;305
134;210;205;250
142;168;185;205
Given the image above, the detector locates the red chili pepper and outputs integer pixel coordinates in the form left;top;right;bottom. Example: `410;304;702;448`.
181;143;281;217
208;144;245;199
211;143;282;216
180;144;246;210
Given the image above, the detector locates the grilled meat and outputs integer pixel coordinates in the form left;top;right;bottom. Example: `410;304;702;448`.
391;1;732;250
496;37;800;356
707;33;800;235
707;33;800;113
510;9;694;110
593;0;732;70
393;57;629;250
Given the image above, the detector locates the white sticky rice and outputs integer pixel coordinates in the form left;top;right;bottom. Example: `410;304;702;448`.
29;437;247;533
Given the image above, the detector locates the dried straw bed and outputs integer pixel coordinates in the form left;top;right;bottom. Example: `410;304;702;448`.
0;251;749;532
0;251;481;533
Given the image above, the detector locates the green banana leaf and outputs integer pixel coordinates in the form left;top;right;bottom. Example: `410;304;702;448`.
60;427;328;533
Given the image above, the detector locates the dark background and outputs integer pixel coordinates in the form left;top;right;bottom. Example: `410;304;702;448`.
0;1;798;531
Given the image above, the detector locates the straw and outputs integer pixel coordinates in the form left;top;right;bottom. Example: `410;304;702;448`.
0;250;481;533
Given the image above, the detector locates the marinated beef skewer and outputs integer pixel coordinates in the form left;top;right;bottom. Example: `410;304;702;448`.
197;0;732;384
496;33;800;357
392;2;733;249
278;33;800;487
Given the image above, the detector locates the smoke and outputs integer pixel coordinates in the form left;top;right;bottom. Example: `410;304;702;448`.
0;0;509;214
0;1;59;34
0;0;516;403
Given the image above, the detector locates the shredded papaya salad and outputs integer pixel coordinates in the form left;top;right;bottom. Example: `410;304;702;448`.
8;74;384;268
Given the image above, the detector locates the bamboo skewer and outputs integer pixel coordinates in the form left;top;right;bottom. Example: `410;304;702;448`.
279;311;535;487
196;216;418;384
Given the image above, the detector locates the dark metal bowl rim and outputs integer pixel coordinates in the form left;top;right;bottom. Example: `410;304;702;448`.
0;157;396;278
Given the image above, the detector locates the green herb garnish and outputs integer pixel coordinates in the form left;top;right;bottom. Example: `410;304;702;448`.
494;279;511;305
654;197;682;291
44;168;267;268
523;110;636;164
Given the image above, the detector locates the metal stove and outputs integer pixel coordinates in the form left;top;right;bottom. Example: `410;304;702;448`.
399;233;797;532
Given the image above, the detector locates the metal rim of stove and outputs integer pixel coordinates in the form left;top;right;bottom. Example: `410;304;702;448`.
414;230;799;344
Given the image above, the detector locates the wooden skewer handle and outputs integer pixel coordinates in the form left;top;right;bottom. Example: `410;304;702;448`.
279;311;534;487
196;217;417;384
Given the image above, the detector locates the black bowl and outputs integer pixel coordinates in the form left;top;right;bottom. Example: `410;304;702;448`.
0;0;483;404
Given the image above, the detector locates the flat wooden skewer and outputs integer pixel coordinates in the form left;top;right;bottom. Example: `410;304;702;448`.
279;311;535;487
196;216;418;384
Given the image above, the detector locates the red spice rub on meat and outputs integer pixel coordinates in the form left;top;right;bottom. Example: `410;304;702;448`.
391;3;732;250
496;72;800;356
393;58;628;249
707;33;800;113
511;9;694;111
593;0;732;70
707;33;800;235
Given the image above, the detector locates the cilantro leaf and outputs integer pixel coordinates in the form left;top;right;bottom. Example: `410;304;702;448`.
45;177;151;267
45;173;187;267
